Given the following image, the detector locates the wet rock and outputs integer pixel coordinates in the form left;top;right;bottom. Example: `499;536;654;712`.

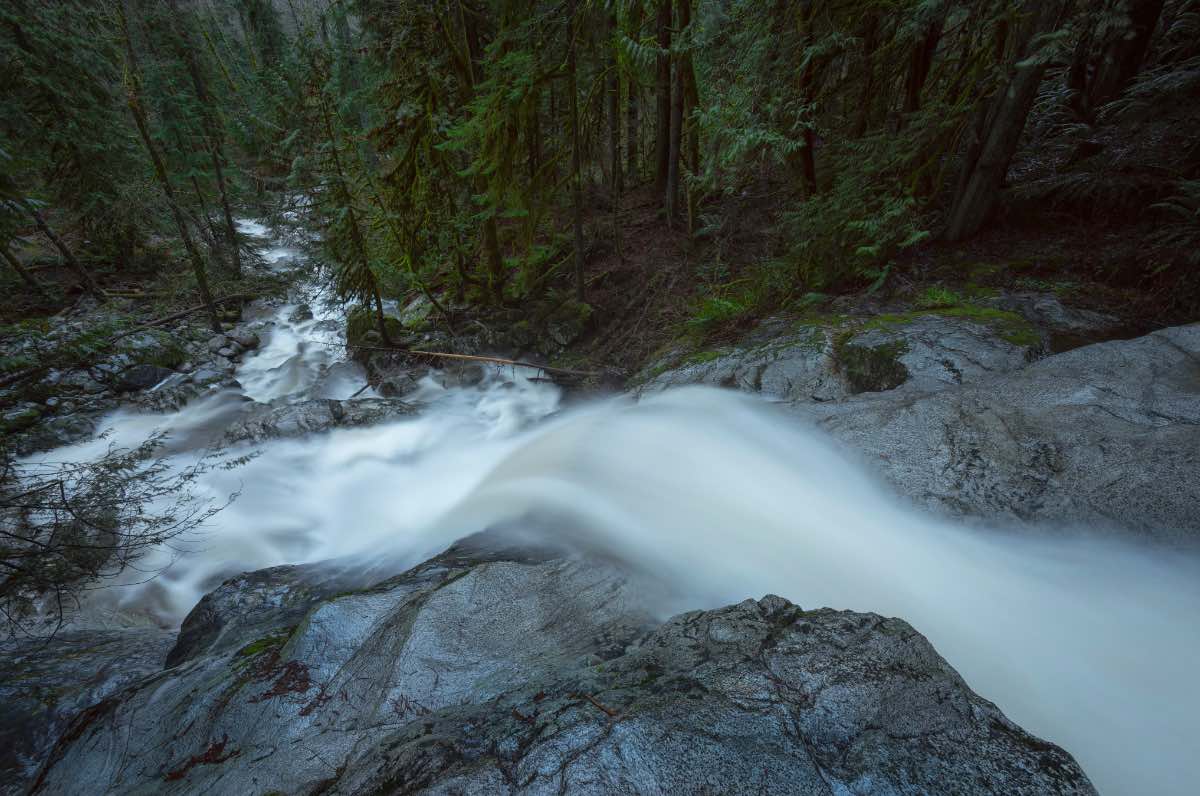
798;324;1200;541
216;345;238;359
205;334;229;354
640;312;1039;402
115;364;175;393
210;355;235;372
227;328;260;350
287;304;314;323
23;538;1095;795
0;628;174;795
437;362;486;388
224;398;418;443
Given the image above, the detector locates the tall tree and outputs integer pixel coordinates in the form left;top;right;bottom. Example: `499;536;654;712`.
653;0;673;197
118;1;221;333
946;1;1071;241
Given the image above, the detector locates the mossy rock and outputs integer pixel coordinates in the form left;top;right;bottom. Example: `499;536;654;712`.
863;304;1042;349
834;334;910;394
346;306;403;347
131;330;186;369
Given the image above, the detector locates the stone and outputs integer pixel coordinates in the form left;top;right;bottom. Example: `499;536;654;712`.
115;364;175;393
287;304;314;323
795;324;1200;542
227;328;260;350
224;398;418;443
20;536;1095;795
0;628;174;794
206;334;229;354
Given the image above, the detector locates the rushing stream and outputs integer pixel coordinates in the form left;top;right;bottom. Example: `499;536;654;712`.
24;220;1200;796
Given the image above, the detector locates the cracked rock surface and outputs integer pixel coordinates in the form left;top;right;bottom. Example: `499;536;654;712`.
797;324;1200;541
14;534;1095;795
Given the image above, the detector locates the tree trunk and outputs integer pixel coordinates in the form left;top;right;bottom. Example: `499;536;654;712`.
568;0;586;302
945;2;1067;241
626;5;642;182
453;1;505;302
1;244;45;293
118;4;220;332
796;0;818;197
853;13;879;138
678;0;700;233
608;14;622;198
653;0;672;197
24;204;102;298
1088;0;1165;107
167;0;242;278
902;18;944;118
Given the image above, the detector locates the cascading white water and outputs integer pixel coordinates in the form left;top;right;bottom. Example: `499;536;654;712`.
25;220;1199;795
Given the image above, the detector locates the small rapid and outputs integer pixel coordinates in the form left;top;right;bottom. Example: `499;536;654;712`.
22;220;1200;795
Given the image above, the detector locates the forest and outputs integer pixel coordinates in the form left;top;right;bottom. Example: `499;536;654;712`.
2;0;1197;371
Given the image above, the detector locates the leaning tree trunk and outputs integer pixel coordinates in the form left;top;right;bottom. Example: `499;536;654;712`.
945;2;1068;242
119;4;221;333
902;17;945;119
1;243;46;293
23;203;102;298
167;0;242;278
653;0;672;198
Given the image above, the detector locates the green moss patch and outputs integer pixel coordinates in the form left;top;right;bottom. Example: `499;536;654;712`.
833;333;910;394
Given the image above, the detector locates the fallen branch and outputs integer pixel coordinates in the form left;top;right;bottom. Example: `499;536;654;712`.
1;294;254;391
347;343;603;379
110;294;253;341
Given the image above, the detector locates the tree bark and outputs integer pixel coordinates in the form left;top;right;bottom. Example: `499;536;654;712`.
626;5;642;182
902;17;944;118
608;14;622;198
678;0;700;233
945;1;1068;241
24;204;102;298
796;0;818;197
653;0;672;197
1;244;46;293
852;13;879;138
665;32;684;223
568;0;586;302
1088;0;1164;107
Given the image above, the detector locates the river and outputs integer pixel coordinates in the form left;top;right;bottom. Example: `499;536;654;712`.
23;218;1200;796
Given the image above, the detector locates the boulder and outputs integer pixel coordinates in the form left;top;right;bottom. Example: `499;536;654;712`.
205;334;229;354
227;328;260;350
796;324;1200;541
287;304;314;323
115;364;175;393
639;311;1041;402
0;628;174;796
21;536;1095;795
224;398;418;443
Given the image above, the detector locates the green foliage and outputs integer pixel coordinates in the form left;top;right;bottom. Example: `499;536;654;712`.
1151;180;1200;267
915;286;960;309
